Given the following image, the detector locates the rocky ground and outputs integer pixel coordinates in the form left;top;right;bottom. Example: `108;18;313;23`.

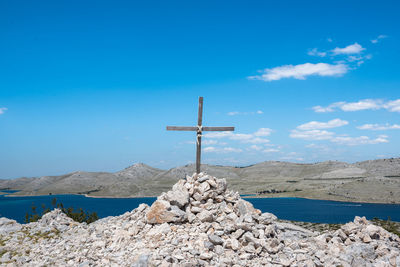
0;173;400;266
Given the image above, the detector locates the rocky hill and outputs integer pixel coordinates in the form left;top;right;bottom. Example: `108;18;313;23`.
1;158;400;203
0;173;399;266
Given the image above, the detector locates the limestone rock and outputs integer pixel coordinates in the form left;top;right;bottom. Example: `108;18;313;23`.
235;199;258;217
197;210;213;222
208;234;224;245
0;217;21;234
164;179;189;208
146;200;185;224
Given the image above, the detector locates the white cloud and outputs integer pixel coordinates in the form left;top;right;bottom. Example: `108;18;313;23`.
312;102;345;113
371;35;387;44
291;125;389;146
203;140;218;145
242;137;270;144
248;63;348;81
204;128;272;144
229;133;254;141
305;143;331;152
254;128;272;137
0;107;7;115
203;146;216;152
290;129;335;140
332;135;388;146
290;124;388;145
313;99;400;113
263;148;279;153
384;99;400;112
203;146;217;153
223;147;243;153
357;123;400;131
347;55;363;62
343;53;372;66
331;43;365;55
297;119;348;130
280;154;305;162
327;38;333;43
204;132;233;139
249;145;263;151
227;110;264;116
308;48;327;57
340;99;381;111
203;146;243;153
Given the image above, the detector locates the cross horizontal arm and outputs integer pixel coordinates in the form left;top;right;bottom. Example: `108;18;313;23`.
203;127;235;131
167;126;235;131
166;126;197;131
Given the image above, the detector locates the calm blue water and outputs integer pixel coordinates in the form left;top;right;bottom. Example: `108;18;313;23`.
0;194;155;223
1;193;399;224
246;198;400;223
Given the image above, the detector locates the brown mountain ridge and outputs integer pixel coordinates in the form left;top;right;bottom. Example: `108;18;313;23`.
1;158;399;204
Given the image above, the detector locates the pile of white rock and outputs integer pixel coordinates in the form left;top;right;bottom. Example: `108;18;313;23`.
0;173;399;266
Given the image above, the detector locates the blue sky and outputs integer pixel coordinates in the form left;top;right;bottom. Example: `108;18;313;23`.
1;0;400;179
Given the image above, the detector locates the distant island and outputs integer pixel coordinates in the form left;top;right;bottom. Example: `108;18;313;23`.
1;158;399;204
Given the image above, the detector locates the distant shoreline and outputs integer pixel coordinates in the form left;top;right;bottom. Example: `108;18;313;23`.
244;194;400;205
3;191;399;205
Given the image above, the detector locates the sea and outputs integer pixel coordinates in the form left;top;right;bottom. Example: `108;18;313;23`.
1;191;400;224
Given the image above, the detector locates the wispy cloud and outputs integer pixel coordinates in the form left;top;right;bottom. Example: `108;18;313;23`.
247;143;280;153
205;128;272;144
307;48;326;57
248;63;348;81
384;99;400;112
313;99;400;113
254;128;272;136
312;102;344;112
263;148;280;153
291;126;389;146
331;43;365;55
371;35;387;44
291;118;388;145
357;123;400;131
202;140;219;145
280;152;304;162
291;129;388;146
203;146;243;153
340;99;381;111
332;135;388;146
249;145;263;151
0;107;7;115
297;119;348;130
306;143;331;152
290;129;335;141
227;110;263;116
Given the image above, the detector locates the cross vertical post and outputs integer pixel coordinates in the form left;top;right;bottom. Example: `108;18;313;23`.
166;97;235;174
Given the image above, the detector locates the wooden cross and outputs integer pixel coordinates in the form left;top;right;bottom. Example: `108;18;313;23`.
167;97;235;174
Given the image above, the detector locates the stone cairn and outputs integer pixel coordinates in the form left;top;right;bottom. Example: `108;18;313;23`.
0;173;399;266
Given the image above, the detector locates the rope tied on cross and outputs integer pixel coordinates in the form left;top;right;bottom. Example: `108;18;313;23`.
196;125;203;145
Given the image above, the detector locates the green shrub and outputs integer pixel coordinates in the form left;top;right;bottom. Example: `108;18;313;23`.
25;198;98;224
